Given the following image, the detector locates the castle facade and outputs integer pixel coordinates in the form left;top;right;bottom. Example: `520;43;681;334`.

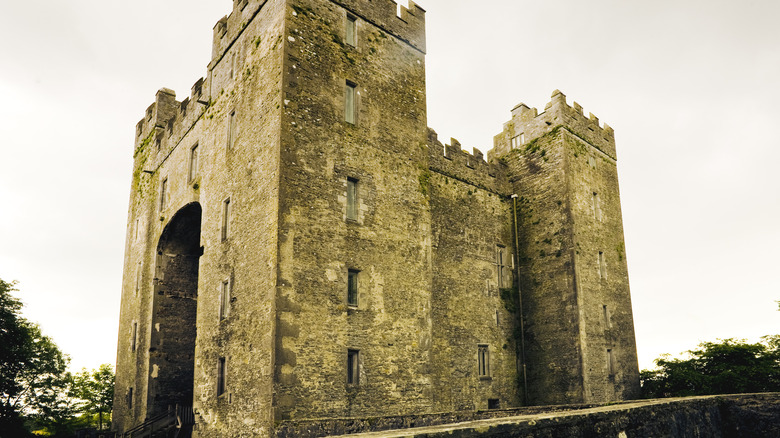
112;0;640;436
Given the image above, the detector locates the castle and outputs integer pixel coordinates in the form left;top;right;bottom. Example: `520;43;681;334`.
112;0;640;436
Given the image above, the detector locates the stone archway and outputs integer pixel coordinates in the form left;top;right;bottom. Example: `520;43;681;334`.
148;202;202;415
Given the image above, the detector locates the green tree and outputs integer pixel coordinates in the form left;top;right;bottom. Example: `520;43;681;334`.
71;364;114;430
0;278;70;437
641;337;780;398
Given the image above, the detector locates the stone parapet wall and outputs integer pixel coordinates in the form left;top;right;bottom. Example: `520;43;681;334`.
277;393;780;437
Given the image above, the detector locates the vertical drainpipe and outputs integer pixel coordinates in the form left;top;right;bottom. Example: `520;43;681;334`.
511;194;529;405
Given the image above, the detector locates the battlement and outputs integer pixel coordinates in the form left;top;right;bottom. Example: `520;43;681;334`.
490;90;617;162
331;0;426;52
134;77;208;157
427;128;509;195
210;0;270;69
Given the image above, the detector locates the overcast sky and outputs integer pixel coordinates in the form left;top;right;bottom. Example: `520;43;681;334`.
1;0;778;374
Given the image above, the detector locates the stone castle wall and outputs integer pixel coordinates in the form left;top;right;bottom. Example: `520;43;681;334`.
113;1;640;437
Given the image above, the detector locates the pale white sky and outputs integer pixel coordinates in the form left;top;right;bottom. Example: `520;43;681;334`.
0;0;778;374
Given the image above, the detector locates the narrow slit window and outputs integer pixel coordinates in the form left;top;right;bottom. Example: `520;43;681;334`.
345;81;356;124
127;387;134;408
347;269;359;307
347;349;360;384
607;349;615;375
189;143;199;182
496;246;507;288
131;321;138;352
221;198;231;240
217;357;227;396
228;110;236;149
603;305;611;329
159;178;168;212
593;192;601;221
219;279;231;320
346;14;357;46
135;261;142;295
598;251;607;279
478;344;490;378
346;178;358;221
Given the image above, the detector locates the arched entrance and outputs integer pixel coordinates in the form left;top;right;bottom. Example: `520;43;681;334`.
148;203;202;415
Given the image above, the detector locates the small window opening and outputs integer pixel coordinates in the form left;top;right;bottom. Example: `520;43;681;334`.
127;387;134;408
496;246;507;288
135;261;142;295
488;399;500;409
347;269;359;307
347;349;360;384
346;178;358;221
159;178;168;212
593;192;601;221
131;321;138;352
227;110;237;149
219;279;231;320
603;305;611;329
346;14;357;47
189;143;199;182
217;357;227;396
345;81;357;124
478;345;490;379
598;251;606;279
607;349;615;375
221;198;231;240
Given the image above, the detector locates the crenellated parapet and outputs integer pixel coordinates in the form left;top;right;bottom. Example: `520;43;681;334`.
427;128;510;196
331;0;426;52
210;0;270;68
133;77;208;161
490;90;617;162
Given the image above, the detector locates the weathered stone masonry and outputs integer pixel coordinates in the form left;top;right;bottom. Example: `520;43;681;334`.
112;1;640;437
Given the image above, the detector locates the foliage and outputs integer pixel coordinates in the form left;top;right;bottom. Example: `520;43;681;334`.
71;364;115;430
0;278;115;436
640;337;780;399
1;279;68;437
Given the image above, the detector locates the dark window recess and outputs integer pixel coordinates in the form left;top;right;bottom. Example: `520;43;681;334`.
478;345;490;378
347;269;359;307
217;357;227;396
347;349;359;384
488;399;500;409
346;178;358;221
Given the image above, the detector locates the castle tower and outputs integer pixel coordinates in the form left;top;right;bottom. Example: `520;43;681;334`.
113;0;432;436
113;1;639;436
492;90;641;404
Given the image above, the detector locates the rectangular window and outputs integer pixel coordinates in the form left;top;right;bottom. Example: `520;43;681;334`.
227;110;236;149
347;269;359;307
131;322;138;352
478;344;490;378
217;357;227;396
496;246;507;288
346;14;357;46
159;178;168;212
221;198;231;240
189;143;199;182
603;305;612;329
135;219;140;241
345;81;356;124
510;134;524;149
347;349;360;384
598;251;607;279
593;192;601;221
346;178;358;221
607;349;615;375
127;387;134;408
219;279;230;320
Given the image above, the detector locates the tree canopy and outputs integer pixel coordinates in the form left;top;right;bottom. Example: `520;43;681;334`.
641;336;780;399
0;278;114;437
